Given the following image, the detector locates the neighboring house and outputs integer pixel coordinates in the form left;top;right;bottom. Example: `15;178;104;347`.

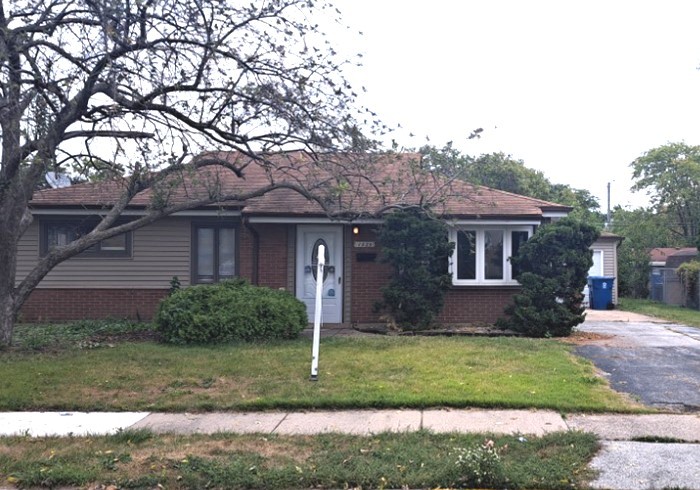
16;152;572;325
584;232;623;307
649;247;698;305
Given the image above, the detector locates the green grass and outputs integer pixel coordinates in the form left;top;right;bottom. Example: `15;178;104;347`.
618;297;700;328
0;334;637;412
0;430;599;489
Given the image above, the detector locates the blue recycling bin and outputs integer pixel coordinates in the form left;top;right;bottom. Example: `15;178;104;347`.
587;276;615;310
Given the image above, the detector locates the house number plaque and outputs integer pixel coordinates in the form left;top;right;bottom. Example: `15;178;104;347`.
354;241;375;248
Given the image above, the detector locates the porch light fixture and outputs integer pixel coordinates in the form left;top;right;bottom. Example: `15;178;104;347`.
352;225;360;235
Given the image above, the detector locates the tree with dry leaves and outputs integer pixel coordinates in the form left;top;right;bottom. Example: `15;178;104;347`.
0;0;383;345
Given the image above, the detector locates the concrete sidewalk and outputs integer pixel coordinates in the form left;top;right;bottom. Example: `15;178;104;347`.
2;409;698;440
1;408;561;437
2;409;700;490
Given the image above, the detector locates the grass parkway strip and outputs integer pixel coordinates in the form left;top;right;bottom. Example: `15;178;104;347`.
0;429;598;489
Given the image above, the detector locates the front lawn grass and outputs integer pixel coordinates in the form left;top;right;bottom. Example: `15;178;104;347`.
618;297;700;328
0;430;598;489
0;335;638;412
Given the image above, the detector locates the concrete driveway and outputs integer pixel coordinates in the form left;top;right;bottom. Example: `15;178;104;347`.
575;309;700;411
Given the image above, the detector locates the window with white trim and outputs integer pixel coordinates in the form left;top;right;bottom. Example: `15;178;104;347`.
449;226;532;285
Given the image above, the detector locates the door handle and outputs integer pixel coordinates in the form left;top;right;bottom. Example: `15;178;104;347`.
338;277;342;284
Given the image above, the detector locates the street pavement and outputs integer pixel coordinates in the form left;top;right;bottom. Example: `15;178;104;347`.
588;441;700;490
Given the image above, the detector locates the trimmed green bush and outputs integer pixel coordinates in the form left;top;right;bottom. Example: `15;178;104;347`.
155;279;307;344
497;218;599;337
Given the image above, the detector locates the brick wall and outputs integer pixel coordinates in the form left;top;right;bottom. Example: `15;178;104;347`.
254;224;289;289
238;223;254;281
349;225;392;322
439;287;518;324
20;289;168;322
239;223;290;290
349;226;518;325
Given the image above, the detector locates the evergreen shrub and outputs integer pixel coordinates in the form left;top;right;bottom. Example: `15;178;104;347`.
375;208;454;331
498;218;599;337
155;279;307;344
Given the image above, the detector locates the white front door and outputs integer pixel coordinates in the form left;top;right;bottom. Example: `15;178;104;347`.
296;225;344;323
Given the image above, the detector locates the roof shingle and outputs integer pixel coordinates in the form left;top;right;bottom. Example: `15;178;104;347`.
30;151;571;219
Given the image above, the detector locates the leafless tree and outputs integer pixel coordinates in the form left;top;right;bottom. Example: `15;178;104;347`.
0;0;385;345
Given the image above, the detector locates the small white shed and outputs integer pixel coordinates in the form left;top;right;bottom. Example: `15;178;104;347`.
585;231;623;306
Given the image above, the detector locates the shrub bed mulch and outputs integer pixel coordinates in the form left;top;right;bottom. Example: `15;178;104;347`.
354;323;522;337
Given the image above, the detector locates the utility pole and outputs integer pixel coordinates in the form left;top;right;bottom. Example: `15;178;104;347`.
606;182;611;229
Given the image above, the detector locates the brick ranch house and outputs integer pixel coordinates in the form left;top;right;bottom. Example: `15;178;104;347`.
17;152;572;325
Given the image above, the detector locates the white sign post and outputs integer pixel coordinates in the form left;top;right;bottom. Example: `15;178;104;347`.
310;244;325;381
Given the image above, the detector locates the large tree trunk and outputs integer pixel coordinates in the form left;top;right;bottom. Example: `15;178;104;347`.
0;292;16;348
0;223;19;347
0;177;30;348
0;220;19;347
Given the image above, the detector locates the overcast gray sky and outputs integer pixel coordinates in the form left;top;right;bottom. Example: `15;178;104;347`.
331;0;700;209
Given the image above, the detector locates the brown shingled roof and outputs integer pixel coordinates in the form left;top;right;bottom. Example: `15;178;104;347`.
598;231;624;242
30;151;571;219
666;249;698;269
650;247;697;264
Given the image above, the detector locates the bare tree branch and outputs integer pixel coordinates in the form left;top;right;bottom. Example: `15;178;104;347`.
0;0;393;346
63;129;154;140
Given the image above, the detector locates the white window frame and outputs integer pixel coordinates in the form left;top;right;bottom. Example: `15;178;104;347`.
449;226;533;286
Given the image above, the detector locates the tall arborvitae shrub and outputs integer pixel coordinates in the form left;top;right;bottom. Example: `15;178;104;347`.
376;208;454;331
498;218;599;337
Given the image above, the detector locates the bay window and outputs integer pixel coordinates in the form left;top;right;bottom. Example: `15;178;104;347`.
450;226;533;285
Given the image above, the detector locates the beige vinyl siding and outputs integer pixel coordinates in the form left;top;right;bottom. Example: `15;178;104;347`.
591;237;619;304
16;222;40;285
16;217;191;289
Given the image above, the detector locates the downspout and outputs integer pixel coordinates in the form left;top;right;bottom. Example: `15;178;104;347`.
243;217;260;286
